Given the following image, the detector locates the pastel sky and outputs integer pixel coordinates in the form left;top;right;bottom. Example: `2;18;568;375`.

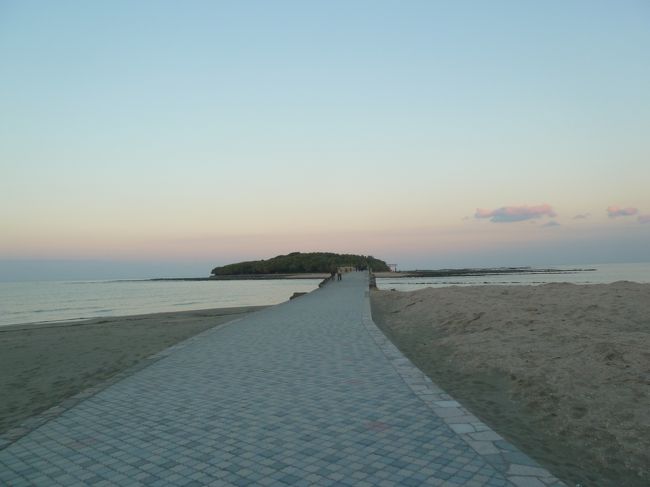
2;1;649;279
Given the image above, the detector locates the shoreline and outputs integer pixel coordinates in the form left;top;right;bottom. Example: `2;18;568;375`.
0;305;269;331
371;282;650;487
0;306;267;436
150;273;330;281
1;277;325;329
373;267;595;278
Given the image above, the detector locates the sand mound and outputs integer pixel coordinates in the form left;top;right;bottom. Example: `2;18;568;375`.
371;282;650;487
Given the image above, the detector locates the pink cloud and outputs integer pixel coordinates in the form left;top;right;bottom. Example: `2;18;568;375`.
638;214;650;224
475;204;556;223
607;206;638;218
475;208;494;219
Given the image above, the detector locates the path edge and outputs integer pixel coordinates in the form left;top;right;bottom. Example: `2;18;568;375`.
0;310;257;451
361;286;568;487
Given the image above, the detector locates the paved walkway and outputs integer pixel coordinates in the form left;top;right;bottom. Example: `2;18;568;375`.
0;272;564;487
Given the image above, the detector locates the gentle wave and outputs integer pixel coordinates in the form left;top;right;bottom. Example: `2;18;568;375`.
0;279;322;327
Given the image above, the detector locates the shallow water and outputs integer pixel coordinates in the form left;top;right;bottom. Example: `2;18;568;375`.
0;279;322;327
377;262;650;291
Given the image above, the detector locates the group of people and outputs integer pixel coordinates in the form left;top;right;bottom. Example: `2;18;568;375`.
330;269;342;281
330;265;364;282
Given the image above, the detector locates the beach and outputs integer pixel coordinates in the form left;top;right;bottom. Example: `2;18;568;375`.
371;281;650;487
0;306;265;435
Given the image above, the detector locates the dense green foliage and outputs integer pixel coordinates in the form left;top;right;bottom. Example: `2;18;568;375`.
211;252;390;276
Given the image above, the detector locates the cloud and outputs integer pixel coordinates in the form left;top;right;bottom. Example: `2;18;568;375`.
607;206;638;218
474;204;556;223
541;220;560;227
638;214;650;224
573;213;590;220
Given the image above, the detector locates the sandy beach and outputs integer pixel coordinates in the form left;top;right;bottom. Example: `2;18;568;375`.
371;281;650;487
0;306;266;435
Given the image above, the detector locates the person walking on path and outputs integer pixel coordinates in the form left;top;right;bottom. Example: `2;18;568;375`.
337;269;342;281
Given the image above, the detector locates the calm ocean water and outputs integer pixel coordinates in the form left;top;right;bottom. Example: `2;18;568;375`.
377;262;650;291
3;263;649;327
0;279;322;327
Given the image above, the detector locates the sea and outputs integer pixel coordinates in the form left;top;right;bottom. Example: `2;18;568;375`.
0;279;322;328
376;262;650;292
2;263;649;328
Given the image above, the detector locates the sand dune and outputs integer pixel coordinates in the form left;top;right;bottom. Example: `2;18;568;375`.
371;281;650;487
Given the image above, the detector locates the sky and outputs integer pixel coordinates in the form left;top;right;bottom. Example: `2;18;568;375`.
2;1;649;279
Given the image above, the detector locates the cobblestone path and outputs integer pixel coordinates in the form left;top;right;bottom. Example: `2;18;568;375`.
0;272;564;486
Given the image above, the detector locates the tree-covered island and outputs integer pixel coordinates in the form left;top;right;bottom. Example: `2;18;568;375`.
211;252;390;277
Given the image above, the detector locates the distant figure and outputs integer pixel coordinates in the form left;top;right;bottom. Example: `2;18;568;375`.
337;270;342;281
330;270;336;282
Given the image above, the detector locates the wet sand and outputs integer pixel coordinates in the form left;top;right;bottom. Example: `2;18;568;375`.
371;282;650;487
0;306;266;435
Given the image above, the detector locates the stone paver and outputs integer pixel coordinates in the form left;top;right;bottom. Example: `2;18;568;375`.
0;272;565;486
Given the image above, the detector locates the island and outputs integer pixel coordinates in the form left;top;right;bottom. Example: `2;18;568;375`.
210;252;390;278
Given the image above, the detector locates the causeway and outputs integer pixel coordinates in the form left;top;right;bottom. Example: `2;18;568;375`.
0;272;564;486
